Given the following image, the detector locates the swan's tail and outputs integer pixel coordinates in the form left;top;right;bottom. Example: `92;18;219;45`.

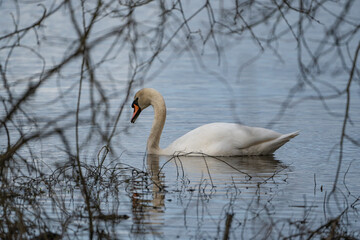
261;131;299;155
282;131;300;140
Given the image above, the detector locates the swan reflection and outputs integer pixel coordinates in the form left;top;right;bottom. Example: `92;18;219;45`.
130;154;289;236
130;154;165;236
159;154;287;185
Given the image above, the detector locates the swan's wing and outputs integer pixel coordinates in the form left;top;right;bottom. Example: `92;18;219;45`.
163;123;293;156
240;130;299;155
232;124;283;149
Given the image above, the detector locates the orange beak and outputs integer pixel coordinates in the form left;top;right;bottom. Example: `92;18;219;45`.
131;99;141;123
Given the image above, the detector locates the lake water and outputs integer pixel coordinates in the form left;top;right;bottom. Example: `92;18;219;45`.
1;0;359;239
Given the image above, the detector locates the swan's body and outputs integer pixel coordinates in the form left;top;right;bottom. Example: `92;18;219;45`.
131;88;299;156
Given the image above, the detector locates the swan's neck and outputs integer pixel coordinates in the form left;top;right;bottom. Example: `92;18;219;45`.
147;95;166;154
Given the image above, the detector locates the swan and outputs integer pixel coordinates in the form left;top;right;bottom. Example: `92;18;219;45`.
130;88;299;156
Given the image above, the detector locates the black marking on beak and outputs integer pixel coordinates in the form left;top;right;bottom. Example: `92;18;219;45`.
131;98;141;123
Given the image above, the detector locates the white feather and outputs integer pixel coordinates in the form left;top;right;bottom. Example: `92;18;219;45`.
163;123;299;156
131;88;299;156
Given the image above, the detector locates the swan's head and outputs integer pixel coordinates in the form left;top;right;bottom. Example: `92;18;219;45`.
131;88;159;123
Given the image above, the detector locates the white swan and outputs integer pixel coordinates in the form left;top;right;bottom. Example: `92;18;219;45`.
131;88;299;156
